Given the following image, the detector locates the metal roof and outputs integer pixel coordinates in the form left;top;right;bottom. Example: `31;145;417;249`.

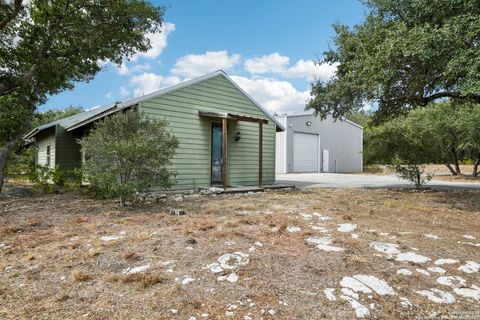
276;112;363;129
25;70;284;140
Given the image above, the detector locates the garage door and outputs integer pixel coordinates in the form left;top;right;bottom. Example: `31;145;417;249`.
293;132;319;172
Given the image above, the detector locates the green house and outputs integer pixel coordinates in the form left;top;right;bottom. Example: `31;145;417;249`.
25;71;285;190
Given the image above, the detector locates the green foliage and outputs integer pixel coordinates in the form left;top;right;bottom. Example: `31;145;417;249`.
80;109;179;206
0;0;165;193
393;163;434;188
308;0;480;122
365;102;480;176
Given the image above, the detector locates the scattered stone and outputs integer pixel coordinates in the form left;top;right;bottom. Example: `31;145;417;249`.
340;277;372;294
396;268;413;276
170;309;178;314
100;234;124;242
458;261;480;274
180;276;195;285
341;295;370;318
169;208;186;216
454;286;480;300
436;276;467;288
268;310;276;316
400;297;412;308
424;234;439;240
306;236;344;252
369;242;401;255
416;288;456;304
172;195;184;202
200;187;224;195
337;224;357;233
226;273;239;283
434;258;459;265
458;241;480;247
342;287;360;299
416;268;430;276
123;264;150;274
286;226;301;233
463;235;476;240
395;252;431;264
351;234;360;239
427;267;446;274
208;252;250;274
324;288;336;301
352;275;395;296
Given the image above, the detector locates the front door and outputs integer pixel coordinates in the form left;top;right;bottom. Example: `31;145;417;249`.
211;123;223;185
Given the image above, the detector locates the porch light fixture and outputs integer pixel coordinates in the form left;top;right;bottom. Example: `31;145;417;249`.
306;121;312;126
236;131;241;142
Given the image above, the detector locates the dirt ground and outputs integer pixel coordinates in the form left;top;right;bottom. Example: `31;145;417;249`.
363;164;479;183
1;187;480;320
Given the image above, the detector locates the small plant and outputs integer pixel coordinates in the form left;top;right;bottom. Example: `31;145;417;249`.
393;164;434;189
72;270;92;282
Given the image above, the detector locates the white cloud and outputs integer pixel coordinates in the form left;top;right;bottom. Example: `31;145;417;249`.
171;51;241;78
283;60;338;82
129;72;182;97
230;75;311;114
244;53;290;74
131;22;175;61
117;62;151;76
105;91;113;99
119;86;130;98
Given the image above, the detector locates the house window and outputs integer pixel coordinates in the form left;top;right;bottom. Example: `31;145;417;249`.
46;145;51;167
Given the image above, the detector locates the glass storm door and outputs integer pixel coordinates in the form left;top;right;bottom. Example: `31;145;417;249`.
211;123;223;185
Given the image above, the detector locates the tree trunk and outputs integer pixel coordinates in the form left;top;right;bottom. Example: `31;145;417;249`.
444;162;457;175
0;138;20;193
473;154;480;177
451;147;462;175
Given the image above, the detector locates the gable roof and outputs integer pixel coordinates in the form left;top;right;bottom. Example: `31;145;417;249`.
25;70;284;139
277;112;363;130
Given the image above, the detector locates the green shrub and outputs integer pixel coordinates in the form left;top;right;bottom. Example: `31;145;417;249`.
80;109;178;206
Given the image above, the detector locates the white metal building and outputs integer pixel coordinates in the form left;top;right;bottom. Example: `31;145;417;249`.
275;113;363;173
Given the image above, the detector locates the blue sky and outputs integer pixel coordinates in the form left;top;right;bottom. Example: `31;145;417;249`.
41;0;367;114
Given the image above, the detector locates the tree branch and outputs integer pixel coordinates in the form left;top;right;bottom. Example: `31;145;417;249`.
0;0;23;31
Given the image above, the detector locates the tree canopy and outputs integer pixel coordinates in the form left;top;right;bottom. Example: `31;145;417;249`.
0;0;165;192
308;0;480;123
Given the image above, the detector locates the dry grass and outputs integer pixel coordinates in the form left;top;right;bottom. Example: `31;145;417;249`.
0;187;479;319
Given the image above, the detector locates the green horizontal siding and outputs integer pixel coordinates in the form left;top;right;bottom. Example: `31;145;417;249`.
140;74;276;190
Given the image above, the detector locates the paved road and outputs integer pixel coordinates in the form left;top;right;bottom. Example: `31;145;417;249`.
276;173;480;190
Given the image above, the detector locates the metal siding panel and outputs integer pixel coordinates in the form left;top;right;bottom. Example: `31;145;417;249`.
284;114;363;173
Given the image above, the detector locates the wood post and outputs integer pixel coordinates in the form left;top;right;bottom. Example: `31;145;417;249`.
222;118;228;190
259;123;263;187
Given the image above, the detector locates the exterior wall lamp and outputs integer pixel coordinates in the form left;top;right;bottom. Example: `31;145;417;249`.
306;121;312;126
236;131;241;142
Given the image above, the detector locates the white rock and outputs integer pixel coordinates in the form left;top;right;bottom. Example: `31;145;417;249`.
395;252;431;264
424;234;439;240
463;235;476;240
287;226;301;233
217;252;250;270
351;234;360;239
324;288;336;301
427;267;446;274
454;286;480;300
226;273;239;283
341;287;360;299
207;263;223;273
458;261;480;273
396;268;413;276
416;268;430;276
341;295;370;318
268;310;276;316
100;235;124;241
254;241;263;247
436;276;467;288
340;276;372;294
201;313;209;318
337;224;357;233
170;309;178;314
368;242;401;255
306;236;344;252
416;288;456;304
434;258;459;265
181;277;195;285
123;264;150;274
400;297;412;308
352;275;395;296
